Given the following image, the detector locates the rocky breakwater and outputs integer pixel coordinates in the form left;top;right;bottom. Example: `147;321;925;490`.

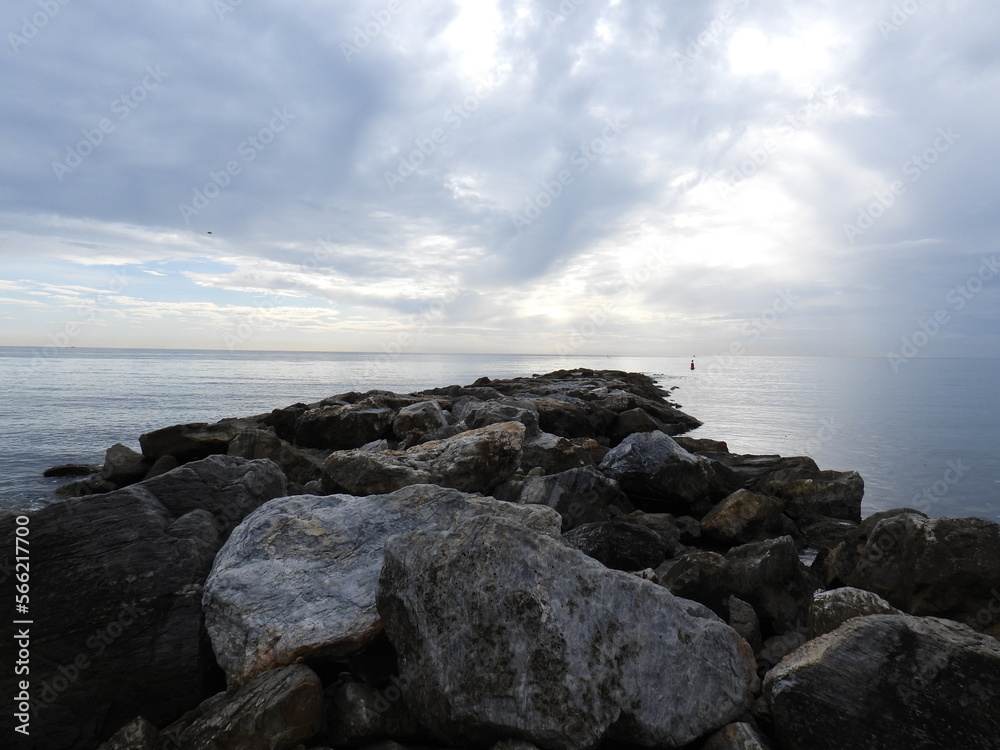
2;368;998;750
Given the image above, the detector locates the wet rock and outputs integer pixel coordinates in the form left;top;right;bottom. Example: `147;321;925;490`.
377;515;758;750
321;422;525;496
44;462;100;478
203;484;561;685
562;520;669;571
54;474;118;498
807;587;901;639
492;466;628;531
764;615;1000;750
100;443;152;487
674;436;730;454
160;664;324;750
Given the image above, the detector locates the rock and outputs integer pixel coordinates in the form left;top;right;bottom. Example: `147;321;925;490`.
606;407;662;445
727;595;762;654
529;396;597;438
520;432;606;475
43;463;100;478
492;466;629;531
203;484;561;685
562;520;668;571
756;630;808;675
701;721;775;750
598;430;737;515
725;536;814;635
764;615;1000;750
701;489;795;546
752;468;864;522
327;680;422;747
159;664;324;750
0;456;288;750
793;514;858;551
616;511;683;557
807;587;901;639
96;717;161;750
661;551;733;618
100;443;152;487
674;436;730;454
227;427;325;485
701;453;820;487
143;454;178;480
453;399;540;438
391;400;449;439
321;422;525;496
54;474;118;498
377;515;758;750
139;419;253;463
824;510;1000;622
294;405;395;450
261;403;309;442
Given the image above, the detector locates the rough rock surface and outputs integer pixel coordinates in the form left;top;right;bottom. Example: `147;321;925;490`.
294;404;395;450
599;430;736;514
520;432;606;475
203;484;562;685
701;721;775;750
377;515;758;750
139;419;253;463
824;510;1000;621
321;421;525;495
0;456;288;750
493;466;628;531
327;680;423;746
807;586;901;639
391;400;450;440
100;442;152;487
160;664;324;750
765;615;1000;750
752;467;864;522
562;520;669;571
701;489;794;546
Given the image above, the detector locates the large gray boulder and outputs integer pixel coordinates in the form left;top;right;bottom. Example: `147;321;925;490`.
807;587;901;639
391;399;450;440
294;404;395;450
321;421;525;495
752;467;864;522
701;489;795;546
0;456;288;750
203;484;561;685
764;615;1000;750
598;430;737;515
377;515;758;750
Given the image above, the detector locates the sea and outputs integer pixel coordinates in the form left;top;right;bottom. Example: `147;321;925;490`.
1;347;997;523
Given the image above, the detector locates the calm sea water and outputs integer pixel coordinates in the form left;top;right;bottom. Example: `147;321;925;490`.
1;347;997;522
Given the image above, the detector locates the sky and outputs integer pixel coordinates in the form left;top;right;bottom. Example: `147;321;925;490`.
1;0;999;357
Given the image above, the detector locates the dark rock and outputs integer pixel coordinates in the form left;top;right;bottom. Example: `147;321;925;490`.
764;615;1000;750
793;514;858;551
100;443;152;487
43;463;100;478
824;511;1000;623
599;430;738;515
327;680;423;747
616;510;683;557
701;453;820;486
727;595;762;653
661;551;733;618
453;399;540;438
752;468;864;522
562;520;669;571
294;405;395;450
54;474;118;498
0;456;288;750
203;484;560;685
606;407;662;445
321;422;525;496
701;489;795;546
260;402;310;442
520;432;606;475
139;419;253;463
528;396;597;438
159;664;324;750
492;466;629;531
807;587;901;639
701;721;775;750
756;630;808;676
377;515;758;750
227;427;325;485
143;454;178;480
725;536;814;635
674;436;730;454
96;717;161;750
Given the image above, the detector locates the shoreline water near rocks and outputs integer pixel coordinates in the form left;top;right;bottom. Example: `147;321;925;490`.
2;369;998;750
